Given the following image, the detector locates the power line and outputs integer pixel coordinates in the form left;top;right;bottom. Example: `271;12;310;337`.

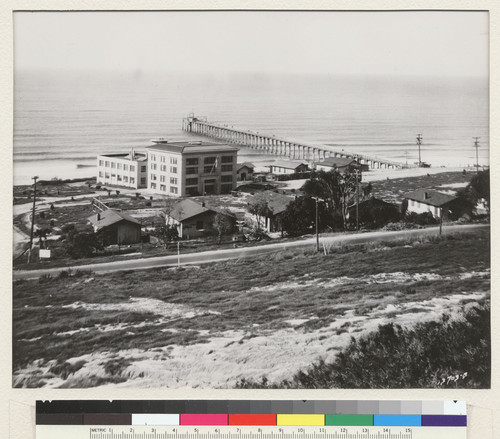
473;137;480;173
416;134;423;166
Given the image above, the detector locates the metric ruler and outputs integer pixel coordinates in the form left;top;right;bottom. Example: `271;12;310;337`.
36;425;466;439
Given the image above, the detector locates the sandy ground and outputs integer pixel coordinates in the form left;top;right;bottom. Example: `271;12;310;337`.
13;269;489;388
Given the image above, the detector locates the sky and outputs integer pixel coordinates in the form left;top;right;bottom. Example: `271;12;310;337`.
14;11;489;77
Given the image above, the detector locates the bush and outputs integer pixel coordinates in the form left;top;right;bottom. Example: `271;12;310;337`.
236;304;490;389
405;211;438;226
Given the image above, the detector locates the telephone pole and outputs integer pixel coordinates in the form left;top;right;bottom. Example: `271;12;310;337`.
28;175;39;264
473;137;480;173
416;134;423;166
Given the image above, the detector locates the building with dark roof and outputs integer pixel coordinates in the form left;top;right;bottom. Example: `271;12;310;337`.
164;198;232;239
97;149;148;189
88;209;142;245
146;140;239;197
267;160;309;175
314;157;369;173
404;189;470;220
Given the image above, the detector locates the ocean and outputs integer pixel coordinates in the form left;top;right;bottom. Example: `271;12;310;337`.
13;70;489;185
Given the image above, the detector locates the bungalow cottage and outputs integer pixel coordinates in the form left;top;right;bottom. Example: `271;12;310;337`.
267;160;309;175
164;198;233;239
404;189;471;220
88;209;142;245
250;191;294;233
314;157;369;173
237;162;255;181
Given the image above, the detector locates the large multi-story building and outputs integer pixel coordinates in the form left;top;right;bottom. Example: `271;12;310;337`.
97;149;148;189
146;140;238;197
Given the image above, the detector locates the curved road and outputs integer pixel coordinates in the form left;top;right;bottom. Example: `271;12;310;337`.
13;224;488;281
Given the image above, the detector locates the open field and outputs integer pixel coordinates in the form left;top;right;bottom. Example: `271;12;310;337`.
13;228;490;388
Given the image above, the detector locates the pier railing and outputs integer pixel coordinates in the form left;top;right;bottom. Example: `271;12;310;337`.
182;115;412;169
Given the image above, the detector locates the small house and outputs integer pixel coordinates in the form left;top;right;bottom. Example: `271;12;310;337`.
404;189;471;220
250;191;294;233
165;198;230;239
348;197;400;228
88;209;142;245
267;160;309;175
237;162;255;181
315;157;369;173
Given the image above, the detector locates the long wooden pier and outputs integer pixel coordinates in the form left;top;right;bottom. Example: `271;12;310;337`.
182;115;411;169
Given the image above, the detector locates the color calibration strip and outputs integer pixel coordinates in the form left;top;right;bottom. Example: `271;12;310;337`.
36;400;466;427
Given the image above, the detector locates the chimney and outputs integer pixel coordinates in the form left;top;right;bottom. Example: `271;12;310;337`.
201;202;206;208
424;192;429;200
97;213;101;221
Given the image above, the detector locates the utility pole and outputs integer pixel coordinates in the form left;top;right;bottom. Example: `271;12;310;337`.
28;175;39;264
356;168;360;231
416;134;423;167
473;137;480;174
315;197;320;253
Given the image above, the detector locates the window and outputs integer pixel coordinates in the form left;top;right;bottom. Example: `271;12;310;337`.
151;163;157;170
160;175;166;182
105;173;110;178
170;157;178;164
170;186;178;194
170;166;177;173
117;163;122;170
204;166;215;174
151;154;156;161
151;174;157;181
111;173;116;178
186;158;198;166
186;167;198;175
151;183;156;190
221;165;233;172
160;184;166;191
105;161;110;167
160;165;167;172
130;165;135;172
221;156;233;163
186;187;199;196
170;177;178;185
139;177;144;185
99;171;103;177
141;166;146;172
99;160;104;166
196;220;204;230
131;177;136;184
186;178;198;186
117;175;122;181
161;156;166;163
204;157;216;164
111;162;116;169
221;175;233;183
124;176;128;182
123;164;128;171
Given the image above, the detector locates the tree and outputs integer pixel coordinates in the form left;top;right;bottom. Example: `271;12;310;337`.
281;196;329;237
65;230;105;259
457;169;490;213
115;190;120;197
151;224;179;248
303;168;358;230
213;209;236;244
248;194;273;230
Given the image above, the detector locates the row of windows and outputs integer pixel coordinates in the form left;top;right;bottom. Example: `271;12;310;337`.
150;154;179;165
99;160;140;172
409;200;440;215
151;163;178;173
99;171;145;185
151;183;178;194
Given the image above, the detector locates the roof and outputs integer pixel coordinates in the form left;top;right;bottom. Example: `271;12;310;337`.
252;191;294;216
404;189;457;207
167;199;215;222
237;162;255;171
98;152;148;162
315;157;357;168
268;160;309;170
89;209;141;230
147;141;238;154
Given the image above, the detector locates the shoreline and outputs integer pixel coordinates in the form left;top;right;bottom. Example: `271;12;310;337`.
13;163;475;190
